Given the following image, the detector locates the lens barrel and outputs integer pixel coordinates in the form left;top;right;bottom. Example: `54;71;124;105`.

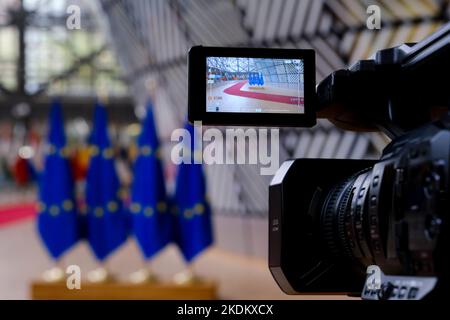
321;169;376;266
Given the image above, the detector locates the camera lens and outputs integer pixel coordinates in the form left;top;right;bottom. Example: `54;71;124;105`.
320;169;375;266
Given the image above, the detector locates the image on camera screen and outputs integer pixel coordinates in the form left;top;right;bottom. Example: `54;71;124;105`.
206;57;305;114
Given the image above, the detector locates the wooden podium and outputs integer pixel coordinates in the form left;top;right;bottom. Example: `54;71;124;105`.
31;281;217;300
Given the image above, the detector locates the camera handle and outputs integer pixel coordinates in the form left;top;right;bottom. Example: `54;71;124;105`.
316;22;449;139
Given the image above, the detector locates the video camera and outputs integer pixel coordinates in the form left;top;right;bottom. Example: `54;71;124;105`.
188;22;450;300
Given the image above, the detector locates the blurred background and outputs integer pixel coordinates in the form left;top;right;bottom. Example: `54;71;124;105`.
0;0;448;299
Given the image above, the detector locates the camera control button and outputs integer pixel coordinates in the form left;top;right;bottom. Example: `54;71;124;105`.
358;188;366;198
372;175;379;187
398;286;407;299
370;195;377;207
408;287;419;299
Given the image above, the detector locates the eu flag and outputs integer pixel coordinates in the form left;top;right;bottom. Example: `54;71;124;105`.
131;102;171;259
174;123;213;262
37;100;79;259
85;102;128;261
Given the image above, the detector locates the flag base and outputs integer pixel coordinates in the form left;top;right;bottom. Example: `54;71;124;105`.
173;269;203;285
41;266;65;283
128;268;159;284
87;267;116;283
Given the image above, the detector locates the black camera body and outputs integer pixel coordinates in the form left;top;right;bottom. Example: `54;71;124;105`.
269;118;450;298
187;22;450;299
268;23;449;299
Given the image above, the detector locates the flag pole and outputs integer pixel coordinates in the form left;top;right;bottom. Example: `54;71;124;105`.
128;84;166;284
97;82;109;106
87;90;114;284
145;77;157;101
38;100;79;283
85;101;127;283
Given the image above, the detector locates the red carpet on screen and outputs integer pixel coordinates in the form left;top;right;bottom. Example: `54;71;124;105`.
223;80;303;105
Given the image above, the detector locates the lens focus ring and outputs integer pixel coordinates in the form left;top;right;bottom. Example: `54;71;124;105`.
321;177;356;257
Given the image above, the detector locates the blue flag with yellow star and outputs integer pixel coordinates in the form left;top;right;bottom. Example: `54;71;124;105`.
37;100;79;259
85;102;128;261
174;123;213;262
130;101;172;259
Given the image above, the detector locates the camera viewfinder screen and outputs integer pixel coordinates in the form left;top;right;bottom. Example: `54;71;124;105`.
206;57;305;114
